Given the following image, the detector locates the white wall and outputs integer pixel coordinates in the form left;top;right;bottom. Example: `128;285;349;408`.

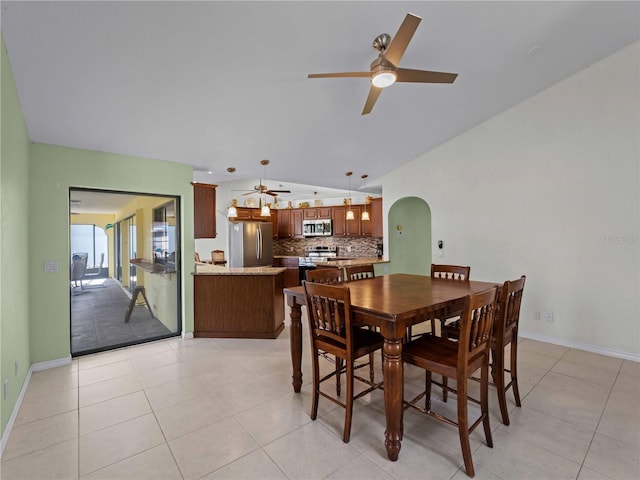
380;42;640;358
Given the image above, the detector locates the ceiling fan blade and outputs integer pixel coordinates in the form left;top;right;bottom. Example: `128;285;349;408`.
384;13;421;67
268;189;291;193
242;191;257;196
266;191;279;197
362;86;383;115
395;68;458;83
308;72;370;79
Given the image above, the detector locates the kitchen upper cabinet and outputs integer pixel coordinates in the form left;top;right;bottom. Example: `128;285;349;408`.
361;199;382;237
292;209;304;237
277;209;292;238
277;209;304;238
233;207;253;220
193;183;217;238
371;197;383;238
304;207;332;219
345;205;361;236
331;206;346;237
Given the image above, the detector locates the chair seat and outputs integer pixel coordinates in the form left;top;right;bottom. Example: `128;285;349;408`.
315;327;384;359
403;335;486;375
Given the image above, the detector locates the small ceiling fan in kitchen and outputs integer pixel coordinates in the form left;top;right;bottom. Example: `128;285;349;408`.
308;13;458;115
242;160;291;197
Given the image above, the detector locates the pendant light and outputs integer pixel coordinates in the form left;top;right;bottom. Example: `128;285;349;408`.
361;174;370;221
345;171;355;220
226;167;238;218
227;203;238;218
260;159;270;216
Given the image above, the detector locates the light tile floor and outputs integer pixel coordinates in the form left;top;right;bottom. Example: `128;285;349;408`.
1;315;639;480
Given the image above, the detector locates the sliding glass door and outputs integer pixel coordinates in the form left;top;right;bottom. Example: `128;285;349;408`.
70;188;181;356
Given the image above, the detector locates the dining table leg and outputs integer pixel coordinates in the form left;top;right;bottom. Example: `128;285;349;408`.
287;297;303;393
383;336;404;461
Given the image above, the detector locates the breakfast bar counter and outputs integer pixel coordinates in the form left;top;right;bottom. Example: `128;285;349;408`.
193;264;286;338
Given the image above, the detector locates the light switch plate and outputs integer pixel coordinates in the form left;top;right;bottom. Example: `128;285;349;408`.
44;261;59;273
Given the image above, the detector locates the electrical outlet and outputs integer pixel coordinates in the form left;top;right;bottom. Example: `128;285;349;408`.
3;379;8;400
347;246;352;252
544;311;554;323
533;310;541;321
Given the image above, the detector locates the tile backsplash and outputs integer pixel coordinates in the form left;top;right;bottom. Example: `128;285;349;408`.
274;237;382;258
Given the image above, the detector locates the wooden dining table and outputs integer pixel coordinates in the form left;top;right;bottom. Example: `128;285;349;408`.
284;273;498;461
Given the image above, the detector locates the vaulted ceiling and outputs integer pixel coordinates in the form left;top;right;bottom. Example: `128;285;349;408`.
2;1;638;197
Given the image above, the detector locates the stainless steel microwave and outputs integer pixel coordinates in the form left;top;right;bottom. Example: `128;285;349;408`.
303;219;332;237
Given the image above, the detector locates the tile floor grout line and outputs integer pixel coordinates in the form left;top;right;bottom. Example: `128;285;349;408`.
573;360;625;480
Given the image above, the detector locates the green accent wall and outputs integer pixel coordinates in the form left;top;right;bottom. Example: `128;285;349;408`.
387;197;431;275
1;34;195;439
1;36;32;435
29;143;194;363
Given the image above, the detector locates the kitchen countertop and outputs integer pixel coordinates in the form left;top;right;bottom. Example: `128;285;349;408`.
194;264;287;276
321;257;389;268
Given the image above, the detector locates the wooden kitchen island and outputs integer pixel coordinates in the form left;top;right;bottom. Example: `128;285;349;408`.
193;264;287;339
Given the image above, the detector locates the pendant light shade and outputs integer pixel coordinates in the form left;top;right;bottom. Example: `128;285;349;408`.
361;174;370;221
261;204;271;216
345;171;354;220
227;205;237;218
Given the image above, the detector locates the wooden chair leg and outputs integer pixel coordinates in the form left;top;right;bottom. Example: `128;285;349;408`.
343;359;355;443
510;340;522;407
442;375;449;402
456;373;474;478
481;360;493;448
311;349;320;420
369;352;375;382
425;371;432;411
492;346;510;426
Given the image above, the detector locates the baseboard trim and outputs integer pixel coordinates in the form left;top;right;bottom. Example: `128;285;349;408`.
181;331;194;339
1;368;32;457
1;356;72;457
31;355;72;372
519;330;640;362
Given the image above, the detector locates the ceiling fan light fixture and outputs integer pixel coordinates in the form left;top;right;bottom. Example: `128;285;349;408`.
372;71;396;88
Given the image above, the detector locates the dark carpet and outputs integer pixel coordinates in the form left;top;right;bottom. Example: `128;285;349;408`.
71;278;177;356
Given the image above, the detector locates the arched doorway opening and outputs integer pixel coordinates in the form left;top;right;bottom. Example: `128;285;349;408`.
387;197;432;274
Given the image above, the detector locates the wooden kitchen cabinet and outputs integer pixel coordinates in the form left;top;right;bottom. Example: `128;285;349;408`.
292;209;304;237
371;197;383;237
331;206;346;236
346;205;361;236
273;257;300;288
304;207;332;219
277;209;292;237
277;208;303;238
193;183;217;238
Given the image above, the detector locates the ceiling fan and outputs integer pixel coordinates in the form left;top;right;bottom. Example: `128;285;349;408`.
308;13;458;115
242;160;291;196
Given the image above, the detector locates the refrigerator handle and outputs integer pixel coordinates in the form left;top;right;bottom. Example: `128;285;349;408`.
257;225;262;259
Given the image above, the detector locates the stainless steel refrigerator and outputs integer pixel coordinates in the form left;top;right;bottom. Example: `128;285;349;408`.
228;221;273;267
